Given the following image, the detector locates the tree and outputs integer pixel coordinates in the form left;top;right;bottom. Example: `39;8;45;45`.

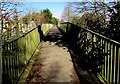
51;17;58;25
41;9;52;23
70;1;120;42
20;11;45;26
61;3;73;22
0;1;22;31
19;8;53;29
13;15;19;25
13;14;20;36
106;2;120;42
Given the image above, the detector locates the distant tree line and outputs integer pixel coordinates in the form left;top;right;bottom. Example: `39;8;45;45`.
1;0;58;42
20;8;58;26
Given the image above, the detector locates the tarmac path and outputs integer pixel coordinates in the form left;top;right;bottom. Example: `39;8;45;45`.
26;27;80;83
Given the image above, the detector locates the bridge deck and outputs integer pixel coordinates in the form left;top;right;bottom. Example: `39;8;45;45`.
26;27;80;83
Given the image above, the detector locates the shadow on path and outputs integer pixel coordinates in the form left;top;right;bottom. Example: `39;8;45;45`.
26;27;80;83
44;27;63;42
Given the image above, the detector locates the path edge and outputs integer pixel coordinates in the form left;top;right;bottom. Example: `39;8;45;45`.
17;42;43;84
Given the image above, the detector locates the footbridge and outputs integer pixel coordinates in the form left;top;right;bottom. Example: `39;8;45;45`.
2;22;120;84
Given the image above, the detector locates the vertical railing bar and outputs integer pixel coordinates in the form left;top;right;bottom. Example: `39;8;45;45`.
15;41;19;79
106;41;108;79
11;43;13;81
99;38;102;75
9;43;12;82
110;43;113;82
115;46;119;83
117;47;120;82
12;42;15;80
16;42;19;80
97;36;101;73
6;44;9;78
14;48;17;80
103;40;106;78
14;49;17;81
102;39;105;77
12;42;15;79
112;44;115;82
101;38;103;75
2;45;6;74
2;45;4;82
113;45;116;82
5;45;7;78
104;40;107;79
15;44;19;78
10;43;13;82
108;42;112;82
17;41;20;77
107;41;110;82
10;44;12;81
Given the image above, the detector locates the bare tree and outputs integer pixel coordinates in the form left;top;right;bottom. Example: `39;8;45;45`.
71;1;117;22
0;0;24;32
61;3;74;22
0;1;24;83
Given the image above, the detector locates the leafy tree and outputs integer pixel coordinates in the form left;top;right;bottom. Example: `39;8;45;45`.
13;15;19;25
51;17;58;25
21;14;31;25
41;9;52;23
13;14;19;36
72;12;105;35
20;8;56;28
70;2;120;42
107;2;120;42
71;17;79;25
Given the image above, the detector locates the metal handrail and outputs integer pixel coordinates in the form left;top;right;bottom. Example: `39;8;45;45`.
60;22;120;83
2;26;40;84
61;22;120;46
2;27;37;45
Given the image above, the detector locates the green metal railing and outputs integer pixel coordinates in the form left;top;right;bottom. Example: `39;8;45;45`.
2;27;40;84
60;22;120;83
2;27;21;43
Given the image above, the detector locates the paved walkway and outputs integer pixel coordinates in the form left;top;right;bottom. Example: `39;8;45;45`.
26;27;80;83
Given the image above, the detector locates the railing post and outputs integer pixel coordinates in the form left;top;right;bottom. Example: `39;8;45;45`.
66;22;68;32
37;25;44;42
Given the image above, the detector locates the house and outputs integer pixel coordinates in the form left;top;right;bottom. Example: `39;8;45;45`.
3;17;14;29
